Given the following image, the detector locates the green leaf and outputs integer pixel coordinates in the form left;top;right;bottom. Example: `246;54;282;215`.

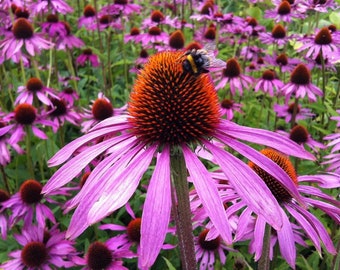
162;256;177;270
246;6;263;20
329;12;340;28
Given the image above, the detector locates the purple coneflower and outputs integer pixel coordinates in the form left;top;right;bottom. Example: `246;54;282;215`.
29;0;73;15
141;9;176;29
273;102;315;123
227;149;337;268
297;26;340;61
15;77;59;106
220;99;243;121
0;115;24;165
323;110;340;173
215;58;254;96
55;21;84;50
0;189;10;239
41;14;67;38
0;224;78;269
195;228;233;270
77;48;100;67
281;63;323;102
140;26;169;47
277;125;326;153
124;26;143;43
259;24;291;47
1;179;66;229
263;52;301;73
46;98;81;132
265;1;305;22
300;0;337;13
98;203;174;268
190;1;216;22
4;103;56;142
100;0;142;16
254;69;284;97
59;87;79;106
74;235;136;270
0;18;53;60
78;5;97;30
43;51;314;269
81;92;127;133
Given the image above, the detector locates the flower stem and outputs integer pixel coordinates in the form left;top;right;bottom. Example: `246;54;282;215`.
0;165;10;193
258;223;271;270
290;97;299;128
25;126;35;179
170;149;197;270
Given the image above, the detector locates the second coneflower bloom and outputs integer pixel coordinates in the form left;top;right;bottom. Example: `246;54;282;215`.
43;51;314;269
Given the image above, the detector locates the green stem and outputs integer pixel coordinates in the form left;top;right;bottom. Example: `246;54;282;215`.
0;165;10;193
25;126;35;179
290;97;299;128
20;54;27;84
258;223;272;270
170;149;197;270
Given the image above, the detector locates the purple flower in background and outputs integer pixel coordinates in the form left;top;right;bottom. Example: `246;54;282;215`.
74;235;136;270
42;51;314;269
273;102;315;123
259;24;291;47
220;149;338;268
140;26;169;47
215;58;254;96
76;48;100;67
30;0;73;15
265;1;305;22
0;189;10;239
0;224;78;269
55;21;84;50
0;18;53;60
100;1;142;16
41;14;67;38
1;179;67;229
297;26;340;61
15;77;59;106
78;5;97;30
4;103;57;142
281;63;323;102
220;99;243;121
254;69;284;97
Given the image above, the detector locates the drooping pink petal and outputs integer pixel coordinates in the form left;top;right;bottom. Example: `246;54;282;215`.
218;120;315;160
216;133;303;205
140;146;171;269
182;144;232;244
204;140;283;231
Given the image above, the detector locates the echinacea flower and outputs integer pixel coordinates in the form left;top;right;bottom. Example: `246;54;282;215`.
273;102;315;123
76;48;100;67
59;87;79;106
220;99;243;121
81;92;127;133
15;77;59;106
277;125;326;153
0;18;53;60
140;26;169;47
43;51;314;269
0;224;78;269
100;0;142;16
41;14;67;38
254;69;284;97
99;203;175;268
195;228;234;270
221;149;338;268
259;24;291;47
0;189;10;239
78;5;97;30
1;179;67;229
297;27;340;61
265;0;305;22
215;58;254;96
281;63;323;102
55;21;84;50
29;0;73;15
46;98;81;132
74;235;136;269
4;103;56;142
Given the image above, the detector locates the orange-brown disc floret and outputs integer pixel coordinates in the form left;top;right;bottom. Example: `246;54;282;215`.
249;148;298;203
128;51;220;146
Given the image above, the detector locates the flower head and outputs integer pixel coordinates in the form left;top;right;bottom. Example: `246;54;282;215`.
254;69;284;97
281;63;323;102
0;18;53;60
0;224;78;269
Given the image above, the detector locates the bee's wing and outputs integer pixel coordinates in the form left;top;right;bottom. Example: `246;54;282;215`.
203;42;217;52
209;58;226;69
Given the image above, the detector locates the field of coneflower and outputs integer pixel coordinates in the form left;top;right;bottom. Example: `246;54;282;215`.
0;0;339;269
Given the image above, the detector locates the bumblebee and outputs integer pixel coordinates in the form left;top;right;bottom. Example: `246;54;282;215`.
180;43;226;75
